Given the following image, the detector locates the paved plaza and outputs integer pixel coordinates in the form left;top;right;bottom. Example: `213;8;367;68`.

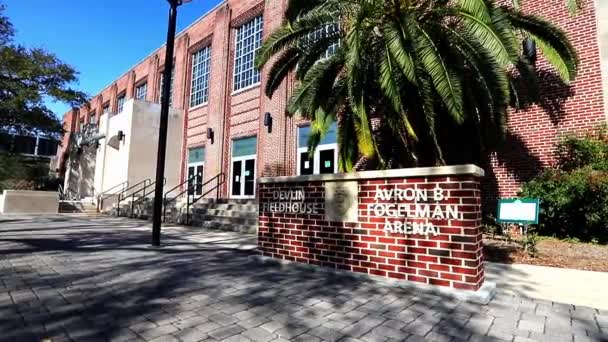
0;215;607;342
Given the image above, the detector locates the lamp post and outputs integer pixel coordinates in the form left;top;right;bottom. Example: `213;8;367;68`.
152;0;191;247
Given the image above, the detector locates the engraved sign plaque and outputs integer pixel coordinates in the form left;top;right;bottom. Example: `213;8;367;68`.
325;181;358;222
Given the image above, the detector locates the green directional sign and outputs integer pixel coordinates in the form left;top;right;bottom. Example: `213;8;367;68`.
497;198;540;224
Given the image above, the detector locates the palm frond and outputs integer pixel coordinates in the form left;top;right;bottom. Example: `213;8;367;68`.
409;20;464;123
456;8;519;66
264;48;300;98
505;9;578;82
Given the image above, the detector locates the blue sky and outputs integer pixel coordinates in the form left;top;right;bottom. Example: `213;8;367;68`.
4;0;223;118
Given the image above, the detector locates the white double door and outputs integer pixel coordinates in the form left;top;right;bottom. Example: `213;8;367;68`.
187;162;204;198
230;155;256;198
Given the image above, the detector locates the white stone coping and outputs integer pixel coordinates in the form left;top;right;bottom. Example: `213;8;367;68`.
2;190;59;198
259;164;485;184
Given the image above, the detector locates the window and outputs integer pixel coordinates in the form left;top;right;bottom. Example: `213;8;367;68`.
187;147;205;197
103;103;110;115
190;47;211;107
234;16;263;91
13;135;36;155
117;94;126;113
79;120;85;133
89;110;96;125
37;138;58;157
231;137;257;198
297;123;338;175
135;82;147;101
305;23;340;60
159;67;175;106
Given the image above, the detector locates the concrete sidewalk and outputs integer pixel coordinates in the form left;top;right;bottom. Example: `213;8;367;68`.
486;262;608;311
0;215;607;342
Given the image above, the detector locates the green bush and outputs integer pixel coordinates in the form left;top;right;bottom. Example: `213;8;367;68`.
520;127;608;243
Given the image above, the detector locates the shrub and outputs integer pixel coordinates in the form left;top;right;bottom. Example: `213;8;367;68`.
520;127;608;243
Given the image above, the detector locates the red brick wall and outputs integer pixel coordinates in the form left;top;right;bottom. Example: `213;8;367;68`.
486;0;607;204
258;171;485;291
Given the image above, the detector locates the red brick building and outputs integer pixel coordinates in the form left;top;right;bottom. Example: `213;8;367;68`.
57;0;608;205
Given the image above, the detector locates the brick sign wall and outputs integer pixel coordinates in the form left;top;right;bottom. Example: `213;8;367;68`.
258;165;486;291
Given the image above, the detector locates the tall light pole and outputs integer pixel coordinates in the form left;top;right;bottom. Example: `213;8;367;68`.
152;0;191;247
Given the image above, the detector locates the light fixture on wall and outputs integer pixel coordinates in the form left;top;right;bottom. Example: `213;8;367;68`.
207;127;214;144
264;112;273;134
117;130;125;142
523;38;537;66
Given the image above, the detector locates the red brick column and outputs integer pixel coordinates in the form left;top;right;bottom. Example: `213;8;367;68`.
258;165;485;291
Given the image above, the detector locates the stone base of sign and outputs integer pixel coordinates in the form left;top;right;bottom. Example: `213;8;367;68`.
258;165;487;292
250;255;496;304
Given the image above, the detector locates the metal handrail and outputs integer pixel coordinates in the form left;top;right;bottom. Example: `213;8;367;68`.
116;179;151;215
162;173;225;224
129;178;166;218
186;173;226;225
100;181;129;200
163;176;196;223
97;181;129;211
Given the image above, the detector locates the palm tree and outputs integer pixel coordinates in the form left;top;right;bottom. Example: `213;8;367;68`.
256;0;578;171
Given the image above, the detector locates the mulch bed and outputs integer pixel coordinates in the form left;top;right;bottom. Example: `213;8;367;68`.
483;235;608;272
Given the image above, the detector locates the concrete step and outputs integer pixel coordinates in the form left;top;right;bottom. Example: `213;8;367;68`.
59;201;98;214
201;220;257;234
197;215;257;226
196;208;258;219
192;203;258;211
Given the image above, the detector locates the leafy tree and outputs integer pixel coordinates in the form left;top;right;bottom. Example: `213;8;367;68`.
257;0;578;171
0;3;87;136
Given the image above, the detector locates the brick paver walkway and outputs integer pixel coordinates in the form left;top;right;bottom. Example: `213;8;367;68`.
0;215;606;342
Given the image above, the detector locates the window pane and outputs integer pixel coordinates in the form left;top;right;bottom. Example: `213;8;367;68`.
232;137;257;157
188;147;205;164
298;122;337;148
233;16;263;91
135;82;147;101
232;161;242;196
159;67;175;106
244;159;255;196
117;95;126;113
319;149;335;174
89;111;97;125
299;152;314;175
190;46;211;107
13;136;36;155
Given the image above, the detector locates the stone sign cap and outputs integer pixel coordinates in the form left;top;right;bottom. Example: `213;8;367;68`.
259;164;485;184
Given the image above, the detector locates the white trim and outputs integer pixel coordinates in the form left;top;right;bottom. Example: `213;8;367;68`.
232;15;263;92
230;153;257;199
296;143;338;175
186;161;205;198
230;82;261;96
188;102;209;112
260;165;485;184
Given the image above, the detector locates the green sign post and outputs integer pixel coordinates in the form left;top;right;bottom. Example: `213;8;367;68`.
497;198;540;225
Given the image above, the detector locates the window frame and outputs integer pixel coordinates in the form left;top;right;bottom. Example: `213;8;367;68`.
190;46;212;108
135;81;148;101
159;66;175;106
233;15;264;92
296;125;338;176
117;93;126;113
229;137;258;199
